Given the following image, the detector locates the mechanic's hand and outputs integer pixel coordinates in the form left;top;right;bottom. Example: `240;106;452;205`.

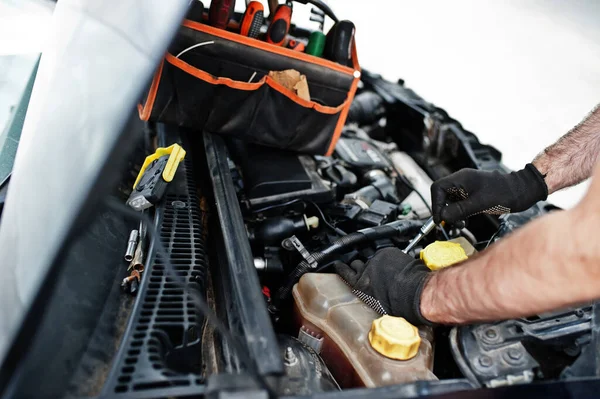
334;247;432;326
431;164;548;224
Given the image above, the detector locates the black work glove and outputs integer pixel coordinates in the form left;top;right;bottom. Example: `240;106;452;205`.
334;247;432;326
431;164;548;224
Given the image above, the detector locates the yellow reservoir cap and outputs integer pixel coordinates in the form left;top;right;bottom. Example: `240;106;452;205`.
368;316;421;360
420;241;468;271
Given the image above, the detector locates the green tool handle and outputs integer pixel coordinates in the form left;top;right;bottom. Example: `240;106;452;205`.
306;31;326;57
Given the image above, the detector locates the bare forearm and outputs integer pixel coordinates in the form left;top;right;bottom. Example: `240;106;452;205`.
533;103;600;194
420;208;600;324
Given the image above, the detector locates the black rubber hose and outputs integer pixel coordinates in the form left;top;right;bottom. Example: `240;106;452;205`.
275;220;423;304
279;232;367;298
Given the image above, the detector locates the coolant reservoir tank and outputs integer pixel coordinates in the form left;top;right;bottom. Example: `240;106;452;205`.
293;274;437;388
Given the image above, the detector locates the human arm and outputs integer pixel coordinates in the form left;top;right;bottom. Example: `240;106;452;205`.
533;103;600;194
337;104;600;325
432;103;600;223
336;163;600;325
421;160;600;324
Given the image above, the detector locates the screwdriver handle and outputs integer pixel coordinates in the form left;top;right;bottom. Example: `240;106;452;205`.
186;0;205;23
267;3;292;45
306;30;326;57
324;20;355;65
240;1;264;38
208;0;236;29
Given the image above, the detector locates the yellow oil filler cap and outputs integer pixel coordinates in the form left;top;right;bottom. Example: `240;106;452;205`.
420;241;468;271
368;316;421;360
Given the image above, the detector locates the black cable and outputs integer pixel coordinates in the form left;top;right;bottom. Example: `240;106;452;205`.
485;222;505;249
104;198;277;398
315;261;335;273
307;200;347;236
460;227;478;246
252;199;302;214
397;173;432;213
252;199;346;236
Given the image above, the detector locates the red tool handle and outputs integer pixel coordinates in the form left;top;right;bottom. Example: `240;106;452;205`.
208;0;236;29
266;4;292;46
241;1;265;38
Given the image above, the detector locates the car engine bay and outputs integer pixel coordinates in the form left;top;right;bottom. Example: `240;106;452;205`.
41;71;598;399
4;2;600;398
215;71;597;393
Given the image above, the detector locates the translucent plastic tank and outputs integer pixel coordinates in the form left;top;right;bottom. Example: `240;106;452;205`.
293;273;437;388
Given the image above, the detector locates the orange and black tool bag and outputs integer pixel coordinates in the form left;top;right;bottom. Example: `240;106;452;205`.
139;19;360;155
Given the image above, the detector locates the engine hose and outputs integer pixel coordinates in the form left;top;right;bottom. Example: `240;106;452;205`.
275;220;423;305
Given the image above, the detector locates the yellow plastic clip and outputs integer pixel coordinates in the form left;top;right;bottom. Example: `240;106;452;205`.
133;144;187;190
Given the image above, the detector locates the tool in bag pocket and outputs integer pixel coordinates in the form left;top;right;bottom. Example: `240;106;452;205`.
241;1;264;38
208;0;236;29
139;19;361;155
267;2;293;46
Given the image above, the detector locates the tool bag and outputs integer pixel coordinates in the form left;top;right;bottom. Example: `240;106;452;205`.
138;19;360;155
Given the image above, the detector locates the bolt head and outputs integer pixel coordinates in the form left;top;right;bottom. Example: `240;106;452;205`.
281;238;294;251
485;329;498;339
479;355;493;368
172;200;187;209
507;348;523;361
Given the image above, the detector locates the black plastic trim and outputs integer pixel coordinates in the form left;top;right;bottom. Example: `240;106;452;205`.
204;132;284;376
101;154;207;398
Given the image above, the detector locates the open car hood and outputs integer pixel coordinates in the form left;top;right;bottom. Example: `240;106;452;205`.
0;0;189;384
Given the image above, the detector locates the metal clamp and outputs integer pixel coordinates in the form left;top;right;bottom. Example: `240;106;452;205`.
287;235;318;269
